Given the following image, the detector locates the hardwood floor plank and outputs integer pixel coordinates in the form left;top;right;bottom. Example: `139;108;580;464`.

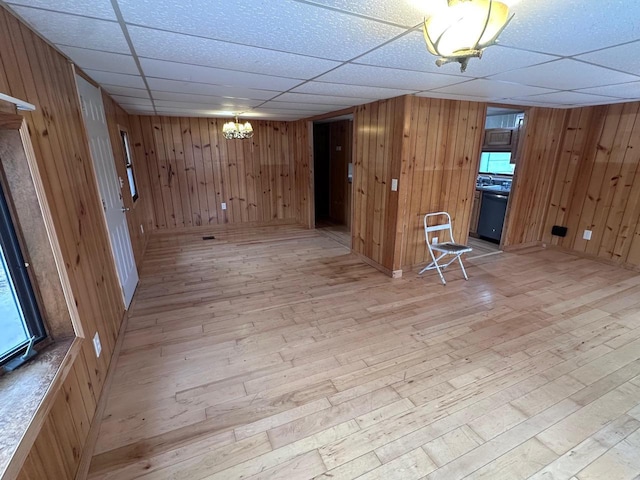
88;225;640;479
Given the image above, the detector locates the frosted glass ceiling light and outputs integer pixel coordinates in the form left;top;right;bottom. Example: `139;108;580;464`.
222;116;254;140
423;0;514;72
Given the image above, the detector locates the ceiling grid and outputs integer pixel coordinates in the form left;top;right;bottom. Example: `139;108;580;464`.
3;0;640;119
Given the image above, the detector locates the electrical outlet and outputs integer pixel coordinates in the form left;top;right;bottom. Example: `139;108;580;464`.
432;236;439;245
221;202;227;210
391;179;398;191
583;229;592;240
140;224;144;234
93;332;102;358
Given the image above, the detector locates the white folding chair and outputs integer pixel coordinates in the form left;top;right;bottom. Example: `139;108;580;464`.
418;212;472;285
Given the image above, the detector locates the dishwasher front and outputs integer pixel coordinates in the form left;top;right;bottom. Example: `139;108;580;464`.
477;192;509;242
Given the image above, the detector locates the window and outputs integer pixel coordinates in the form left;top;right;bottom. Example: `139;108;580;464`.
120;129;138;202
0;182;46;365
479;152;515;175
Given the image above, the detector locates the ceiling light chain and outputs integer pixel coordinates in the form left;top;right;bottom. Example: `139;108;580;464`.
423;0;514;72
222;115;254;140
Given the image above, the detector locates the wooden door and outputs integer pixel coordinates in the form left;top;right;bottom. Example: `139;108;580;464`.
76;76;138;307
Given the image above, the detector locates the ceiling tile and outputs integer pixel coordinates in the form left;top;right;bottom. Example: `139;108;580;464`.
275;92;372;106
6;0;116;20
498;0;640;56
121;105;156;114
152;91;263;107
139;58;302;91
575;41;640;76
514;91;620;106
415;91;497;103
301;0;427;27
431;79;554;99
117;0;405;60
577;82;640;100
10;6;129;53
151;107;302;120
128;27;341;79
490;59;640;91
147;78;278;100
57;46;139;75
102;85;150;99
293;82;416;99
111;96;154;107
251;108;322;116
84;70;146;89
355;31;559;78
315;64;468;91
258;101;342;112
154;99;259;111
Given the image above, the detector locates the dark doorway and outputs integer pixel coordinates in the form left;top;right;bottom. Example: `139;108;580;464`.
313;118;353;247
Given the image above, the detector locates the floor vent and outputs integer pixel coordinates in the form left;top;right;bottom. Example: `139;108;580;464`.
202;235;216;240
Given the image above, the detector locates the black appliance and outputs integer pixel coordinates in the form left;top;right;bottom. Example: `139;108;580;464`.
477;192;509;242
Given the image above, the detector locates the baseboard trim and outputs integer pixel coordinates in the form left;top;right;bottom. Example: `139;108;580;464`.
352;252;400;278
74;309;130;480
542;243;640;273
502;241;542;252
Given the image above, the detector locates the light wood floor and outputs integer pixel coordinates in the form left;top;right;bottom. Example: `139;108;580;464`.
316;219;351;248
467;236;501;259
88;224;640;480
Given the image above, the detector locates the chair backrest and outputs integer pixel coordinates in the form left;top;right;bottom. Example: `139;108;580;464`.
424;212;455;244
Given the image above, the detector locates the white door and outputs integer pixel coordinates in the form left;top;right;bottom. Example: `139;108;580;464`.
76;76;138;308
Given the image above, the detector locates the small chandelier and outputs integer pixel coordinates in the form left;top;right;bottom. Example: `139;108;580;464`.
423;0;514;73
222;116;254;140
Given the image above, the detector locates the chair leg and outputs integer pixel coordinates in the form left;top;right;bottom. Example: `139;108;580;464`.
434;261;447;285
420;251;447;285
457;255;469;281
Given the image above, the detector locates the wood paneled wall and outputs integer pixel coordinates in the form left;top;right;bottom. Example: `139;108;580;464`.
290;119;313;228
351;96;486;272
129;116;308;229
0;6;149;479
541;102;640;267
352;97;406;271
398;97;486;269
502;107;568;247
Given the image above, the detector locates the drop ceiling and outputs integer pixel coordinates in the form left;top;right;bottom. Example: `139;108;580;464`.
4;0;640;120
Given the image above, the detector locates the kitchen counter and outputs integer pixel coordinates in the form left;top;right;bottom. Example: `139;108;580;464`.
476;184;511;194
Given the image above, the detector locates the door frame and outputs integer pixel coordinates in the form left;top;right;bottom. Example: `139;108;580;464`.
74;70;138;308
308;113;355;250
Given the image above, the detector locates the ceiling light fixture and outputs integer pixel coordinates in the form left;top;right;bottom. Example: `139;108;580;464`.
222;116;254;140
423;0;514;72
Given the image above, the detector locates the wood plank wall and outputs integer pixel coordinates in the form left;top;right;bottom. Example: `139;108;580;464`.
502;107;568;247
541;101;640;267
129;116;307;229
352;97;406;271
0;6;150;479
398;97;486;270
289;119;313;228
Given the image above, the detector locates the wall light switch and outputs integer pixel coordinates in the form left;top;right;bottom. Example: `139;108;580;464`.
93;332;102;358
432;236;439;245
221;203;227;210
336;146;342;151
583;229;592;240
391;179;398;191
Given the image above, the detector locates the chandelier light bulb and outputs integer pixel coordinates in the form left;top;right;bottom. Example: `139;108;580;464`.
423;0;513;72
222;116;254;140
